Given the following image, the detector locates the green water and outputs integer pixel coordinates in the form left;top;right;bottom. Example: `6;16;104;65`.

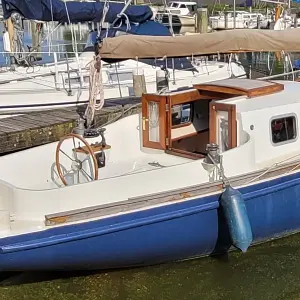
2;233;300;300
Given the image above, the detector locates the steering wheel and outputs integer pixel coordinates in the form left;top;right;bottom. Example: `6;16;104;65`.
55;133;99;186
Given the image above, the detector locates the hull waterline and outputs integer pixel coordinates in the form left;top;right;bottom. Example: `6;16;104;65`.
0;171;300;271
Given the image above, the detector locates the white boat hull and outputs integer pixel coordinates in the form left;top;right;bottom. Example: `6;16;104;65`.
178;15;195;26
0;59;246;116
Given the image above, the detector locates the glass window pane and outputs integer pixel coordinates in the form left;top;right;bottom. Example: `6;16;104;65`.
172;104;192;126
271;116;297;144
148;101;160;142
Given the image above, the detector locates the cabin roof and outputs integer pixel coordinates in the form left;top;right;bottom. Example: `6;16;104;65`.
193;78;284;98
217;81;300;113
147;79;299;114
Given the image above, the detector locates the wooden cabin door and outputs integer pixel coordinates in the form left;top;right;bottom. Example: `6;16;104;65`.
142;94;168;150
209;102;237;151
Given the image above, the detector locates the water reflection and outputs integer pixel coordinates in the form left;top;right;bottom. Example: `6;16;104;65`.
1;21;298;80
0;21;89;66
1;233;300;299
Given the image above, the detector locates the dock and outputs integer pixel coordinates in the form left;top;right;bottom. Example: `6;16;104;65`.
0;97;141;155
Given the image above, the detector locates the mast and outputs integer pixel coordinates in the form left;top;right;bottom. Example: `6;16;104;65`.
233;0;236;29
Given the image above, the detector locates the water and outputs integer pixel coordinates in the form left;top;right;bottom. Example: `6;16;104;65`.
0;21;296;78
0;21;88;66
1;233;300;299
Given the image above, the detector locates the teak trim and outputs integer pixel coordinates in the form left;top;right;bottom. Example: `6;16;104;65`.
194;80;284;98
75;144;111;154
168;89;202;106
209;102;237;149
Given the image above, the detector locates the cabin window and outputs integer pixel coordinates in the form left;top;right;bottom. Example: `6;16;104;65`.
271;115;297;145
172;103;192;127
180;4;187;8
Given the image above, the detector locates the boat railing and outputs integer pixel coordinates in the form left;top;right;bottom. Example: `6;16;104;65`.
0;49;90;93
258;69;300;81
0;50;85;56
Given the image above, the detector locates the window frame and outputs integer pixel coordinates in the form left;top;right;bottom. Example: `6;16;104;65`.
270;113;298;146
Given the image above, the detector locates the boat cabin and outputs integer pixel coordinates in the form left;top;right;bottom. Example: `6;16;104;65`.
141;78;289;164
166;1;197;15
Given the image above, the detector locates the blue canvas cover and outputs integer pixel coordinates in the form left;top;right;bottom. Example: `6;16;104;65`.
1;0;153;24
84;21;171;54
106;20;171;37
118;20;171;36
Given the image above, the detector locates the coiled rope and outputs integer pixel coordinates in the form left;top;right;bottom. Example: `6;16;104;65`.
84;55;105;128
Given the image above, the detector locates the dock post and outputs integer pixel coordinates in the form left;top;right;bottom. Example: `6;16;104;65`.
196;8;208;33
246;52;252;79
257;15;261;29
293;14;298;28
133;69;146;97
225;12;229;29
30;21;42;62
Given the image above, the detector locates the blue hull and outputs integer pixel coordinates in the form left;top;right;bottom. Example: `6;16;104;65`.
1;171;300;271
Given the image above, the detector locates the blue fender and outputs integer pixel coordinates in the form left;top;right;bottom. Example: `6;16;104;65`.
220;185;253;252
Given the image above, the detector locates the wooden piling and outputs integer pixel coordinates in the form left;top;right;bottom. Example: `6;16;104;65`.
196;8;208;34
257;15;261;29
132;69;146;97
225;12;229;30
30;21;43;61
293;14;298;28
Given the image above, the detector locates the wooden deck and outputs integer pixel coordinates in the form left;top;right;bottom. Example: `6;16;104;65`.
0;97;141;155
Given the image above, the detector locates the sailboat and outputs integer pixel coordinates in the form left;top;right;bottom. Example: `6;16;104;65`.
0;0;246;115
0;29;299;271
